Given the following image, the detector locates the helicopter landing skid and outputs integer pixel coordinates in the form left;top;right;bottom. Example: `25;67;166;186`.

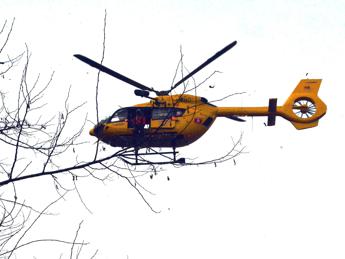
118;147;186;166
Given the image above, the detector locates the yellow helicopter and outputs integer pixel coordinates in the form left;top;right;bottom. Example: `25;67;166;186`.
74;41;327;164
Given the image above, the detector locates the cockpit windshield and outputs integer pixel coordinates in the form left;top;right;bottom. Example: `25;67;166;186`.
108;108;128;123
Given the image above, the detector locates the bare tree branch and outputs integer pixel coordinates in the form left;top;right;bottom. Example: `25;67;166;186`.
1;15;245;258
6;193;66;258
70;221;84;259
0;18;15;54
94;9;107;161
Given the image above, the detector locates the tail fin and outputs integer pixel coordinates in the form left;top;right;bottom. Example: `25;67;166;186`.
279;79;327;129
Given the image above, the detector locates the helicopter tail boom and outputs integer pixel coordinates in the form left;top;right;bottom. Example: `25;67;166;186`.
216;79;326;129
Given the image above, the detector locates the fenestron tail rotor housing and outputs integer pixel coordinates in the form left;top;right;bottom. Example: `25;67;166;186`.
292;97;317;119
280;79;326;129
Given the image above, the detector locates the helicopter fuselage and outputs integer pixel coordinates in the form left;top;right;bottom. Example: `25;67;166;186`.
90;94;218;148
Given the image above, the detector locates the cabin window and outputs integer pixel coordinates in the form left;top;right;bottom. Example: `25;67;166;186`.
151;108;185;120
152;108;171;120
110;108;128;122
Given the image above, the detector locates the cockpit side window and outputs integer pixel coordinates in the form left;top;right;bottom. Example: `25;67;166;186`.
152;108;171;120
110;108;128;122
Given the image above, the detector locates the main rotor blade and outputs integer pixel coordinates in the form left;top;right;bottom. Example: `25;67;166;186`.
171;41;237;92
74;54;156;93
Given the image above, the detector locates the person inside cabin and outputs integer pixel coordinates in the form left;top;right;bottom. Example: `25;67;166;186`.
133;109;146;139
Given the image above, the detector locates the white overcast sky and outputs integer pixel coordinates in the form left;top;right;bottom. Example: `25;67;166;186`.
1;0;345;258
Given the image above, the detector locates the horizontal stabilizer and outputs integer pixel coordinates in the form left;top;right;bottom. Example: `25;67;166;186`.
226;115;246;122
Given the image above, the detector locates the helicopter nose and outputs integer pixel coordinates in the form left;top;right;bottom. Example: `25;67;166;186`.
89;127;95;136
91;123;105;137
